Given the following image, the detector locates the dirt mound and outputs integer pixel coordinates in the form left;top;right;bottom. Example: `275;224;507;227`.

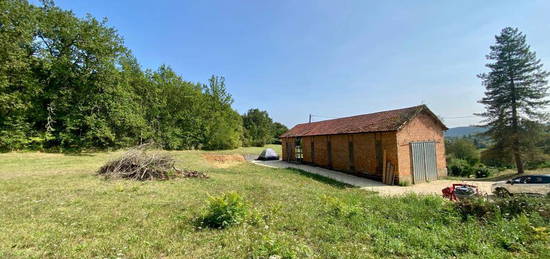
202;154;245;168
99;146;208;180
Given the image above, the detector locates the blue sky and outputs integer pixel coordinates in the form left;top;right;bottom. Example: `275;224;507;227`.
33;0;550;128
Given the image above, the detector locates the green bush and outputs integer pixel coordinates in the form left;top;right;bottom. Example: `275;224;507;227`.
455;195;550;221
455;197;496;220
199;192;248;229
321;195;362;218
447;158;496;178
445;138;480;164
251;233;313;258
474;165;495;178
398;180;411;186
448;158;474;177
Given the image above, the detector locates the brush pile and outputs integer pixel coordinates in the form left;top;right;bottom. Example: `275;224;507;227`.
98;144;208;180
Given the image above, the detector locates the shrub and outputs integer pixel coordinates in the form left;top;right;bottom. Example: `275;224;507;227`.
474;165;494;178
448;158;474;177
398;180;411;186
252;233;313;258
455;197;496;220
445;138;480;164
455;195;550;221
199;192;248;229
321;195;362;218
447;158;496;178
495;195;550;219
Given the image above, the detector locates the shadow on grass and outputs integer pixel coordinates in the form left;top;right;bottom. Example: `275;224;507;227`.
285;167;354;189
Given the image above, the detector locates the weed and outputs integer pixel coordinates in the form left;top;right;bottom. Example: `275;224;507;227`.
398;180;411;186
198;192;248;229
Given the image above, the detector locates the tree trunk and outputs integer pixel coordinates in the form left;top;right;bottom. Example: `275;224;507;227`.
513;149;525;174
509;69;524;174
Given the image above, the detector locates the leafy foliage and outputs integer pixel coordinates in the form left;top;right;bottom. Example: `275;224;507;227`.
199;192;248;229
477;27;549;174
455;195;550;221
271;122;288;144
447;158;495;178
242;109;274;147
242;109;288;147
445;138;480;165
0;1;244;151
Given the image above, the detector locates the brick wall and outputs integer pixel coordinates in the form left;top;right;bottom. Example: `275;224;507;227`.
329;134;349;171
282;112;444;185
396;113;447;183
352;133;374;174
283;132;398;179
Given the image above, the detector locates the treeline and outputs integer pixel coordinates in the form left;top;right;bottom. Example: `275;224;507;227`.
0;0;286;152
242;109;288;147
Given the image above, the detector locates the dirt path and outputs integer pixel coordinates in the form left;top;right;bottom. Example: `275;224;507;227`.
362;179;494;196
251;160;496;196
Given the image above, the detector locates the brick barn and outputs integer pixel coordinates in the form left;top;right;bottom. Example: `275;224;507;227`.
280;105;448;185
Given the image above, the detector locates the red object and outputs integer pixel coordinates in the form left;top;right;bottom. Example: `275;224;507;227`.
280;105;447;138
442;183;479;201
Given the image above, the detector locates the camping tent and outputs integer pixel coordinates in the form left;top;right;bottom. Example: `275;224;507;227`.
257;148;279;160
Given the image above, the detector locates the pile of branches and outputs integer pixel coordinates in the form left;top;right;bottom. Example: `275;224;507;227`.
98;144;208;180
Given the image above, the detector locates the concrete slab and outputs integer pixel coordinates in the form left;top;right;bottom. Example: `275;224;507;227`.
251;160;385;187
250;160;496;196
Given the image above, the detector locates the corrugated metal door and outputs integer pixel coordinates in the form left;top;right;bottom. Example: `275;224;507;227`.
410;141;438;183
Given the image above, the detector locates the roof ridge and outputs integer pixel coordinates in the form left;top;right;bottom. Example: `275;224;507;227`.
296;105;425;126
280;105;445;138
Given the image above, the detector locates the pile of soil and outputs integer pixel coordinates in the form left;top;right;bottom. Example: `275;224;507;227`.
202;154;245;168
98;146;208;180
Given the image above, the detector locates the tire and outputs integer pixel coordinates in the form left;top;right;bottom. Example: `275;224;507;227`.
494;187;511;197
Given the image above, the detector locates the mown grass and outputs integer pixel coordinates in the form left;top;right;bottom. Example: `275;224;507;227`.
1;146;548;258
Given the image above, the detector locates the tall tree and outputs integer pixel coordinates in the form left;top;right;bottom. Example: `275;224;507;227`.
271;122;288;144
242;109;273;147
478;27;549;174
201;76;243;150
0;0;38;151
0;1;246;151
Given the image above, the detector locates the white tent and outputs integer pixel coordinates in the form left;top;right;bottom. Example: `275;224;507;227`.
257;148;279;160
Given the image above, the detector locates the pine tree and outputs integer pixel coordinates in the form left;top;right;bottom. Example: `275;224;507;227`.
478;27;549;174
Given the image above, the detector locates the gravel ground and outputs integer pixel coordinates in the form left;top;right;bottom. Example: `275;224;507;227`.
251;160;496;196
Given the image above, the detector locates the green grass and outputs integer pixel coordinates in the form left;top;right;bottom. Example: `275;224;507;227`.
1;146;548;258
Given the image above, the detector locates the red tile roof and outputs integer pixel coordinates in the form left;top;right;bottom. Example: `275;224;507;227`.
280;105;447;138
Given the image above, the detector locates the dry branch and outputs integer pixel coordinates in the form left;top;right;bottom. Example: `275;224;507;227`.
98;145;208;180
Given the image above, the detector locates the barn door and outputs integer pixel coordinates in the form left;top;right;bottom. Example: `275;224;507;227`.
410;141;438;183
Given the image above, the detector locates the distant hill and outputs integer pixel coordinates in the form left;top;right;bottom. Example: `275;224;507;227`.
445;126;487;138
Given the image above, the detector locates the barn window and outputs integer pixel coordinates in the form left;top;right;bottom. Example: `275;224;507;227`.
295;137;303;162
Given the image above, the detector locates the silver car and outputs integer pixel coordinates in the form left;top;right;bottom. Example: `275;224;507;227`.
492;174;550;196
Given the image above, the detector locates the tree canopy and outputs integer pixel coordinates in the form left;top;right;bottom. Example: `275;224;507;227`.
478;27;549;173
242;109;288;147
0;0;284;151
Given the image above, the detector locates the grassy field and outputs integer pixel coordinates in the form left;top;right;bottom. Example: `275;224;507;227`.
1;145;548;258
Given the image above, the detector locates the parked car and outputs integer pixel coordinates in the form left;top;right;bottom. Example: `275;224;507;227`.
492;174;550;196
